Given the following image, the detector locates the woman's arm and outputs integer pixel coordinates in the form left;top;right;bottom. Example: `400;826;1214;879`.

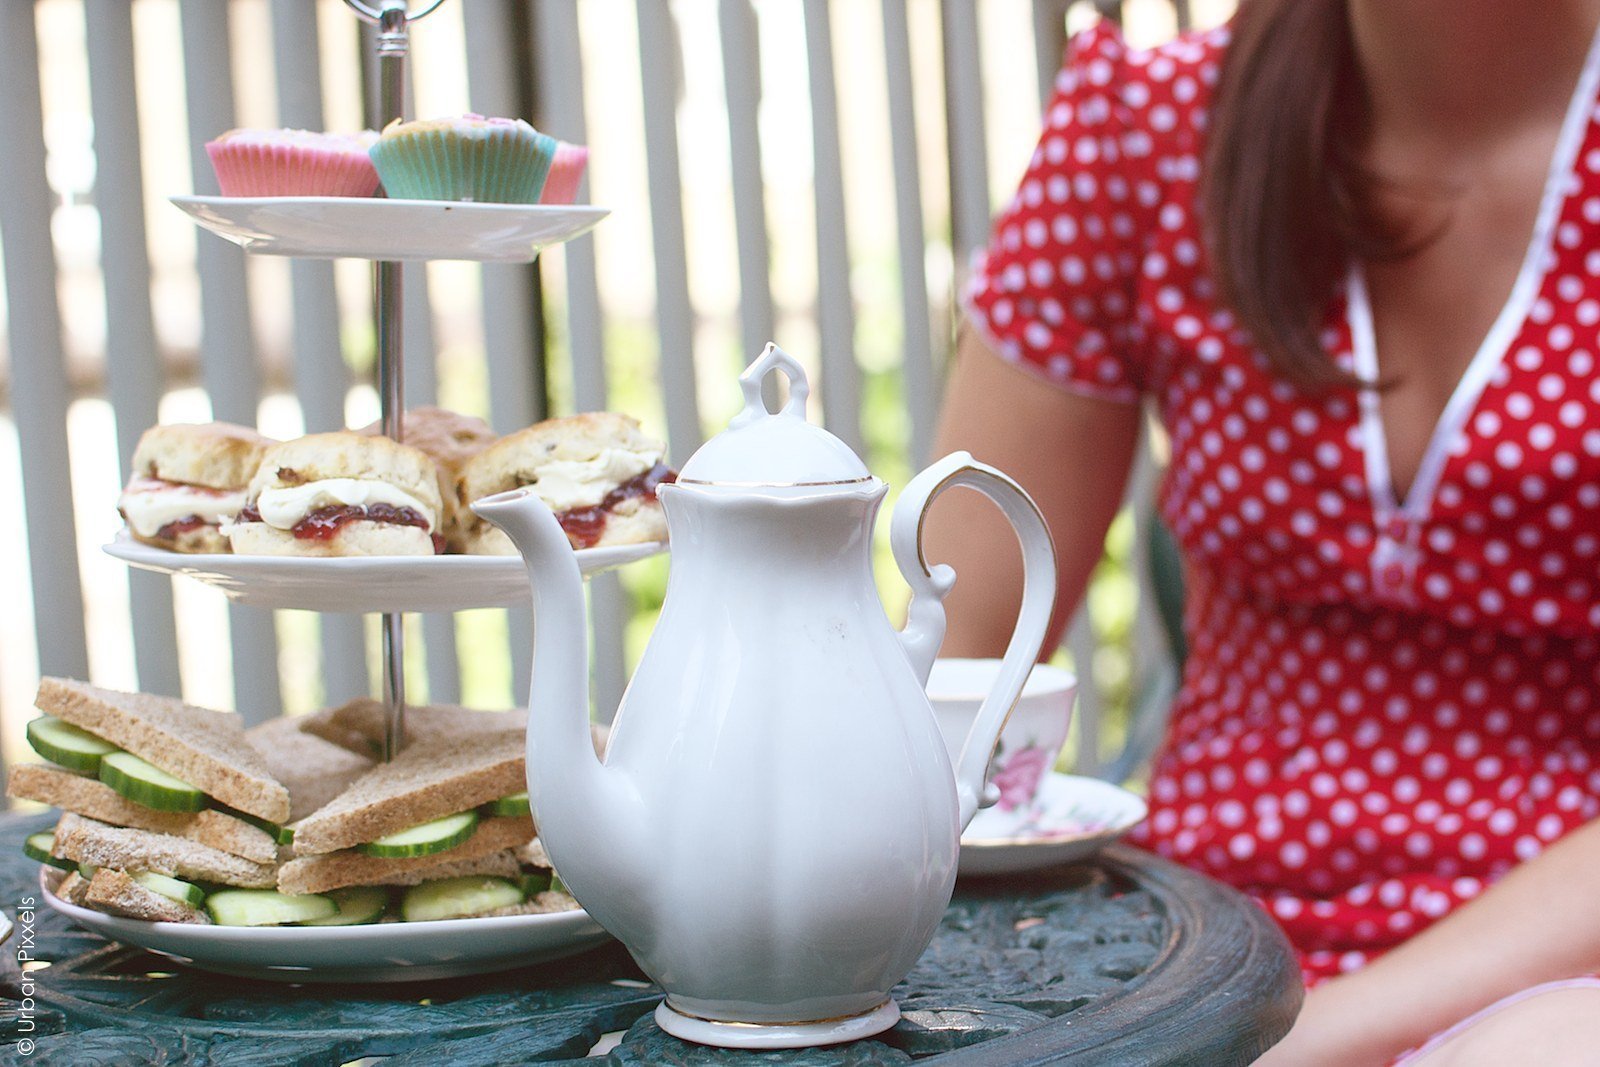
1257;815;1600;1065
922;323;1143;658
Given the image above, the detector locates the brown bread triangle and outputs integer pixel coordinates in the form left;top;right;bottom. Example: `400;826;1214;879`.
52;870;89;906
83;869;208;924
7;763;276;864
291;729;526;855
52;814;277;889
297;699;527;759
277;822;530;895
243;717;374;824
35;678;290;823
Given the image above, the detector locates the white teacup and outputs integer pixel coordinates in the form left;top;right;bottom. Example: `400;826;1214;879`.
928;658;1078;821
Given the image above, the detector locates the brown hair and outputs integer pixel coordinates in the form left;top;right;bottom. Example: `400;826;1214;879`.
1203;0;1420;390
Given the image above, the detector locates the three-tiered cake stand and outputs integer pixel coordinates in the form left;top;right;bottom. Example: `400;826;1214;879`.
82;0;649;980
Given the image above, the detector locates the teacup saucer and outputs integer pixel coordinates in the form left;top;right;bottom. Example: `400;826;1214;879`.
958;772;1147;877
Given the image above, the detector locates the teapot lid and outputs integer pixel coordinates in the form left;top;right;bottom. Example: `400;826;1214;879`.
677;343;871;486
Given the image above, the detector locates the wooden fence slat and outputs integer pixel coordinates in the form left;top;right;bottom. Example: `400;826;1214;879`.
179;0;281;723
717;0;776;371
800;0;863;454
405;268;463;707
634;0;703;464
270;0;367;709
401;264;462;705
84;0;182;700
0;2;91;705
533;2;606;412
464;0;544;435
1032;0;1072;111
1066;609;1103;777
939;0;991;274
464;0;543;708
880;0;937;467
533;0;627;722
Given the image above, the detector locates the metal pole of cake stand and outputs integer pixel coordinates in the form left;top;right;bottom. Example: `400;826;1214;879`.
348;0;446;760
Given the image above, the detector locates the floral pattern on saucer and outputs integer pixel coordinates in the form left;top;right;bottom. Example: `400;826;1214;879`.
960;772;1148;877
990;744;1053;811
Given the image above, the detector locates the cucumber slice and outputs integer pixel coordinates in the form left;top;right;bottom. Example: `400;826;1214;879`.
358;811;478;858
131;871;206;909
401;876;523;922
217;806;294;845
519;871;551;897
299;886;388;927
99;752;206;812
26;716;118;774
481;792;531;818
24;833;74;872
78;864;99;880
206;889;337;927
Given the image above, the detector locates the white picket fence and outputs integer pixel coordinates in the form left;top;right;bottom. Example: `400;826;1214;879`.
0;0;1215;794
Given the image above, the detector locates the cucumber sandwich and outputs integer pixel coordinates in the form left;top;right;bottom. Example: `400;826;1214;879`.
265;714;583;921
20;681;574;926
277;727;542;917
12;678;300;923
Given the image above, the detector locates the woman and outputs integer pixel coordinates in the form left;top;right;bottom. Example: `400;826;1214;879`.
929;0;1600;1062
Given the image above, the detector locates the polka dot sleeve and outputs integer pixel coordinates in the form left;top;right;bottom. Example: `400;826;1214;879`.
966;23;1153;403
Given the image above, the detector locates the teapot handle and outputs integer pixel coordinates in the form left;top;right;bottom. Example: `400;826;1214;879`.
890;451;1058;828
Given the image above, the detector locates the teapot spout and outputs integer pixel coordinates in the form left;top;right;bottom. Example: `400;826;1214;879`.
471;488;647;896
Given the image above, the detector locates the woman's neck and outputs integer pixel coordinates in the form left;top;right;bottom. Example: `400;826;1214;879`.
1350;0;1600;148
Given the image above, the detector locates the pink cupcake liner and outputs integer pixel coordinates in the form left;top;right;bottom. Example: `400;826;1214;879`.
538;142;589;205
205;141;380;198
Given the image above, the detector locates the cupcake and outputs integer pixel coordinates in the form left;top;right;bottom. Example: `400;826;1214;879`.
369;115;557;204
205;128;380;198
538;142;589;205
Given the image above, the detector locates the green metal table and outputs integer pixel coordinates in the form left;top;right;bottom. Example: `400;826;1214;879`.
0;812;1299;1065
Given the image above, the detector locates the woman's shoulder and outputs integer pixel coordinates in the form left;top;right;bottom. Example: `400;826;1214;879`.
1063;18;1230;71
1053;19;1229;143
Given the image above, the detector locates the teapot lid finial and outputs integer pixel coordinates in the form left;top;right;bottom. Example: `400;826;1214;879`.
676;343;872;487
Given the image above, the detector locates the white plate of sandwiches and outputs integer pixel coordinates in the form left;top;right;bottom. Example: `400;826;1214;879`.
40;870;609;983
19;680;614;983
104;409;671;613
171;196;609;263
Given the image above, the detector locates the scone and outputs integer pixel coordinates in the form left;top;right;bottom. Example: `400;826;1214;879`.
358;407;496;552
456;412;674;553
225;432;445;556
118;422;275;553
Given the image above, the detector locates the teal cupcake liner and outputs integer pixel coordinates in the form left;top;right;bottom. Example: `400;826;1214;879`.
372;124;557;204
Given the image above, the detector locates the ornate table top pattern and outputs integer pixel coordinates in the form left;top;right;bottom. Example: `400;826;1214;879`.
0;811;1298;1065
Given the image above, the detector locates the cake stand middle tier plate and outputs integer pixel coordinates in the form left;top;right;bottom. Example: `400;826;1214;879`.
104;534;664;613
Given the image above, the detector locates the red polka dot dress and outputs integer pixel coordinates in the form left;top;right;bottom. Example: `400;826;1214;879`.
967;21;1600;985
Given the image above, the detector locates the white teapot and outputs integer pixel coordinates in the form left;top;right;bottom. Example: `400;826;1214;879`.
473;343;1056;1049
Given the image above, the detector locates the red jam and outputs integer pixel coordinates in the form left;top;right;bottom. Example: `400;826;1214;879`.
127;476;235;497
556;464;676;549
155;516;209;541
238;503;439;552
